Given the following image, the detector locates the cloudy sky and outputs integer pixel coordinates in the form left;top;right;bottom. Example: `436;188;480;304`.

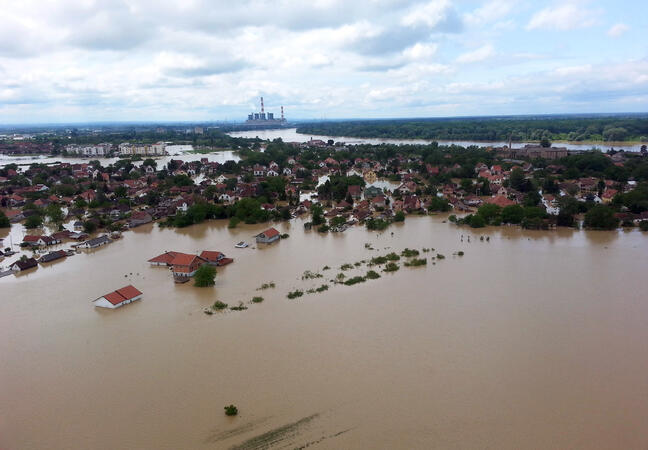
1;0;646;123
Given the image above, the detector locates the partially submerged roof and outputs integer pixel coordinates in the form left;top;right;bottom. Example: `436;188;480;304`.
95;285;143;306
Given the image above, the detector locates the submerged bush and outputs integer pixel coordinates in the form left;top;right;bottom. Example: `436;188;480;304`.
383;262;399;272
212;300;228;310
366;270;381;279
344;276;366;286
436;253;445;259
224;405;238;416
287;290;304;299
302;270;323;280
251;296;264;303
401;248;420;257
257;282;276;290
404;258;427;267
230;302;248;311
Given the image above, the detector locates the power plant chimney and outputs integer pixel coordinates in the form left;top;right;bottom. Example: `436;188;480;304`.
260;97;264;114
281;106;284;121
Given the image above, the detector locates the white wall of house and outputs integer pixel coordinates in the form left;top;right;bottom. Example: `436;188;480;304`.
93;295;142;309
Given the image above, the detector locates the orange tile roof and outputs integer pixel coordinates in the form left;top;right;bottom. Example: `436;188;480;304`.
259;227;280;238
200;251;223;262
171;253;201;266
116;285;143;300
100;285;142;305
148;251;180;264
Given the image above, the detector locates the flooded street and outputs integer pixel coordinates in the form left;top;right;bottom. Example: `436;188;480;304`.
1;217;648;449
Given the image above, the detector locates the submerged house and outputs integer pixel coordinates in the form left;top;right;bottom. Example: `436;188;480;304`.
93;285;143;309
10;258;38;272
78;235;112;249
170;254;208;282
255;227;280;244
147;251;181;266
199;251;233;266
38;250;67;264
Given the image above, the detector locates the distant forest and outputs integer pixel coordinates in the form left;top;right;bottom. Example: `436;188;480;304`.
297;116;648;143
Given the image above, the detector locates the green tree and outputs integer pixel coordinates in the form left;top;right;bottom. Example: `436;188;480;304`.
476;203;501;224
0;210;10;228
25;214;43;229
501;205;524;224
194;265;216;287
509;168;525;191
311;203;325;225
584;205;619;230
83;220;98;233
394;210;405;222
45;204;65;226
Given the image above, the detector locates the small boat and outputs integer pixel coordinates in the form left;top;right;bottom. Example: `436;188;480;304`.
234;241;248;248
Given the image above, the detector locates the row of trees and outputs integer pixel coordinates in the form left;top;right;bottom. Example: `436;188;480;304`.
298;116;648;142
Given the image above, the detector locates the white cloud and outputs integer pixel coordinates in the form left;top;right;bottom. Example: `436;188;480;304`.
0;0;645;121
527;3;598;31
607;23;629;37
403;42;438;60
464;0;517;26
456;44;495;63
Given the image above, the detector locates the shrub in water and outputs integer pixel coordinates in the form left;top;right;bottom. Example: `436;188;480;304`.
401;248;420;257
344;276;366;286
212;300;228;310
224;405;238;416
383;262;399;272
287;290;304;299
366;270;381;279
404;258;427;267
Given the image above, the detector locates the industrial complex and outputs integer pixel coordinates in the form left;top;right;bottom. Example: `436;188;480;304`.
244;97;288;128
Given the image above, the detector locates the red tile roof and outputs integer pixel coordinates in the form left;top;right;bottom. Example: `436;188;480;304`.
260;227;280;238
101;285;143;305
484;195;516;208
148;251;180;264
199;251;223;262
171;253;202;266
116;285;143;300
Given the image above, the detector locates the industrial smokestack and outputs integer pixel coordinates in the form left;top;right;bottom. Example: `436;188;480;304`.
281;106;284;121
260;97;264;114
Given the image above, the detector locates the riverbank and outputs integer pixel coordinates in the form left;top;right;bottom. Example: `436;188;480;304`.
228;128;646;152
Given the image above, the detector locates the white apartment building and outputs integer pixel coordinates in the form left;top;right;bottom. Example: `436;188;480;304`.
118;142;166;156
65;143;113;156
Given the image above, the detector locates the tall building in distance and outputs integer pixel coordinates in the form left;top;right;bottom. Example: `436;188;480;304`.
245;97;287;127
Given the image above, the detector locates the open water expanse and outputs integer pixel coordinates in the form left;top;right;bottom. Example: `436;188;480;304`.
1;216;648;449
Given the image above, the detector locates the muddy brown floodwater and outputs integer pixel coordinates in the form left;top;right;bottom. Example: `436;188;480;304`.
1;216;648;449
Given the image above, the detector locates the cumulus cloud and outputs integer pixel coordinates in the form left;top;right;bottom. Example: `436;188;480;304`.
527;3;599;31
0;0;645;122
607;23;629;37
456;44;495;63
464;0;517;26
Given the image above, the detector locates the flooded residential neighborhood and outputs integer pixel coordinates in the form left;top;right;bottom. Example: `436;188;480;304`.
2;216;648;449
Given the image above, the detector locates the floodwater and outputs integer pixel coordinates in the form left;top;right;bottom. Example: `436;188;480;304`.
0;145;240;168
1;217;648;449
228;127;645;152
